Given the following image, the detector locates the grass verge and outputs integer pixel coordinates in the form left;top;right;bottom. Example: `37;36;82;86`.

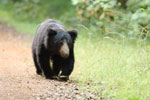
71;31;150;100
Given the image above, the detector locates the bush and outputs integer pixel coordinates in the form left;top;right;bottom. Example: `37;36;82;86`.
72;0;150;40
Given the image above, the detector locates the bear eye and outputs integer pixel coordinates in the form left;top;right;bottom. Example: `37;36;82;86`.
59;41;63;45
67;42;72;48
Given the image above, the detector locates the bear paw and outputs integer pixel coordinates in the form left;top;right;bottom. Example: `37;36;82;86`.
45;75;58;80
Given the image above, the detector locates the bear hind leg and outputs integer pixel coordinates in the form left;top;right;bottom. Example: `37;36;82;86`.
33;53;42;75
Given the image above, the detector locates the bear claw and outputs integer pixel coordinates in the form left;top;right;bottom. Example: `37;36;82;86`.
58;75;69;81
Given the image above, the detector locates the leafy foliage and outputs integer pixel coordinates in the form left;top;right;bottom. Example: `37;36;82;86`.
72;0;150;39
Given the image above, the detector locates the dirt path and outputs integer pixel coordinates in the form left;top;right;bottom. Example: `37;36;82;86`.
0;23;97;100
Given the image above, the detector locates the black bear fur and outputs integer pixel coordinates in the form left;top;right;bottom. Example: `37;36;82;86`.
32;19;77;81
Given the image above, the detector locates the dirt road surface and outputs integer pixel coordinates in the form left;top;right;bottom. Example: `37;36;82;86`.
0;23;98;100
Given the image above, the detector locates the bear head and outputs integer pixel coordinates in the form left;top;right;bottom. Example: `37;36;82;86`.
46;29;77;58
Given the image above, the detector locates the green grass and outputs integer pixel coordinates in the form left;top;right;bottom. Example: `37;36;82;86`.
1;9;150;100
71;31;150;100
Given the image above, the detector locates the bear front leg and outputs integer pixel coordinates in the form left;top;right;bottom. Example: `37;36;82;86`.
52;55;61;76
61;58;74;76
60;53;74;81
38;54;54;79
53;60;61;76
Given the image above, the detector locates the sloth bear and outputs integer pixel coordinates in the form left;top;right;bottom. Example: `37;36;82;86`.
32;19;77;81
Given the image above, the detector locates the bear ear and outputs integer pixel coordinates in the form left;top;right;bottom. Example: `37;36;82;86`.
68;30;78;41
47;29;57;36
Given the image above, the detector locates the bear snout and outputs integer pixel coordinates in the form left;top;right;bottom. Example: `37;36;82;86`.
61;52;69;58
59;40;69;58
